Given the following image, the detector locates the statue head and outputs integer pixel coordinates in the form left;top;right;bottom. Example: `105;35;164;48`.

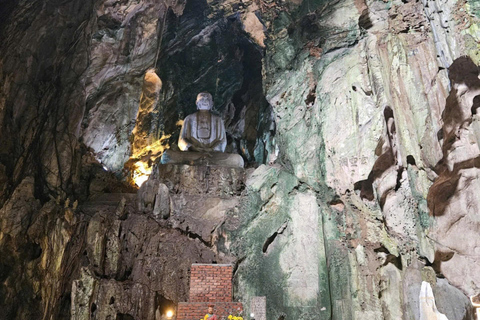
196;92;213;111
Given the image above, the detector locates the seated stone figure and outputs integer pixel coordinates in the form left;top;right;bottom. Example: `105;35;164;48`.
161;92;243;168
178;92;227;152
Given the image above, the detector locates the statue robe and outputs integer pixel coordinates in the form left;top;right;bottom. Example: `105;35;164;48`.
178;111;227;152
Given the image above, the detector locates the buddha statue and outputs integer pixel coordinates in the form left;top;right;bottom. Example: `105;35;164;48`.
160;92;244;168
178;92;227;152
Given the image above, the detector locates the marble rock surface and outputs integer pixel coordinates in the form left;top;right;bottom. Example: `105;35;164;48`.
2;0;480;319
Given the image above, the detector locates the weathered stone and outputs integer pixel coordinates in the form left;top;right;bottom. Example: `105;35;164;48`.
434;278;475;320
0;177;40;238
170;194;240;244
3;0;480;318
161;150;244;168
131;70;164;158
71;195;224;317
156;163;245;197
428;56;480;296
137;178;171;220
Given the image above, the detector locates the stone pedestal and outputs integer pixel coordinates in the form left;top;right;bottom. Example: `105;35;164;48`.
156;163;245;197
161;150;244;168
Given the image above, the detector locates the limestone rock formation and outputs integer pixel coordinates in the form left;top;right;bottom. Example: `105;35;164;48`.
2;0;480;319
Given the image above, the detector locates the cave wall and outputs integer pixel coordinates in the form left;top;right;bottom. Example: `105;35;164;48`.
229;0;480;318
2;0;480;319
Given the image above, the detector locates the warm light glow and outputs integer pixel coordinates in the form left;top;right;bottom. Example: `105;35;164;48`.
166;310;174;318
130;135;170;187
133;174;149;187
130;134;171;187
132;160;152;187
131;135;171;159
471;295;480;320
471;295;480;307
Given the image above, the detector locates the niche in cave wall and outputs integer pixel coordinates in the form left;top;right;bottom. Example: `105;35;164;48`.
128;0;274;174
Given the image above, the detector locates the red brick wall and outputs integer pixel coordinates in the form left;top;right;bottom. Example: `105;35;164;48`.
189;264;233;302
176;302;243;320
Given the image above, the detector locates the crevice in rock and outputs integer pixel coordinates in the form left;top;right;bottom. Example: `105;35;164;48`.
232;256;246;277
90;303;97;318
358;8;373;30
117;267;132;282
430;250;455;277
436;128;443;142
20;241;42;261
394;167;404;191
471;95;480;115
304;85;317;106
116;313;135;320
355;106;398;202
406;155;416;166
287;181;309;196
374;246;402;270
328;198;345;212
262;233;278;254
175;227;213;248
262;222;288;254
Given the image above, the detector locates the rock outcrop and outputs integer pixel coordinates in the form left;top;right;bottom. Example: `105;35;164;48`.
2;0;480;319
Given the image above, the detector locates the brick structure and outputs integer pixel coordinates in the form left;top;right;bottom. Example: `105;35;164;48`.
189;264;233;302
176;264;243;320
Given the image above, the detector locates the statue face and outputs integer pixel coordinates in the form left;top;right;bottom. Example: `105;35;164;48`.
196;93;213;111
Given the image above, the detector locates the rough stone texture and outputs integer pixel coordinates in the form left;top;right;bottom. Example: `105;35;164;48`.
137;178;171;219
80;0;181;173
170;194;240;244
2;0;480;319
160;150;245;167
71;193;223;319
428;56;480;297
156;163;245;197
227;0;480;318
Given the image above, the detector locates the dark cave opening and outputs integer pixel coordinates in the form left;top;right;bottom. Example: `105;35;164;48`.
155;293;176;318
116;313;135;320
472;95;480;115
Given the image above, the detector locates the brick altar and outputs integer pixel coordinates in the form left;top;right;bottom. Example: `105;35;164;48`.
176;264;243;320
